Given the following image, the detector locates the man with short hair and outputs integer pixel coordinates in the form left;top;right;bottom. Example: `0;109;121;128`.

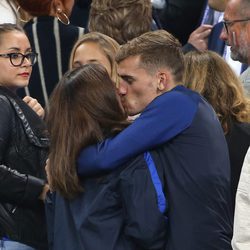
77;30;233;249
220;0;250;95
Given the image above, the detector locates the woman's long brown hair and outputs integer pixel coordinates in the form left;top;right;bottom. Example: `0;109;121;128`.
47;64;129;199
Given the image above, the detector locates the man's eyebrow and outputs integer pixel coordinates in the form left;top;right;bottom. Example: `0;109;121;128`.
118;74;135;80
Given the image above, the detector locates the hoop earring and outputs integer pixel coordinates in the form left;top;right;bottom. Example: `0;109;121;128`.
56;8;70;25
16;6;29;23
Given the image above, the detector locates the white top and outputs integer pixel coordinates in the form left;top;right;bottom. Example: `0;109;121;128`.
0;0;17;24
224;46;243;76
232;147;250;250
151;0;166;9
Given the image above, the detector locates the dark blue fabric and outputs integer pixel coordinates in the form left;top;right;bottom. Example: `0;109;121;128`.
45;154;167;250
150;100;233;249
159;0;207;44
241;63;248;73
208;22;225;55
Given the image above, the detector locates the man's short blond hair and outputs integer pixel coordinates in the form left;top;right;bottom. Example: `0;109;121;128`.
116;30;184;83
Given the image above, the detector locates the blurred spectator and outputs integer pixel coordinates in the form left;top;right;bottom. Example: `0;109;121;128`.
16;0;84;107
220;0;250;96
88;0;152;44
158;0;207;44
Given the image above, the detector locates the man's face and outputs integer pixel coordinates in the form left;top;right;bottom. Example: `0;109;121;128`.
220;0;250;64
117;55;160;116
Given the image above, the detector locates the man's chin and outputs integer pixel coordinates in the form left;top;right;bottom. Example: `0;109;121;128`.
231;51;248;63
230;50;241;62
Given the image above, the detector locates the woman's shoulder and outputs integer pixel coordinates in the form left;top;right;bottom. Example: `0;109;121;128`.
0;92;13;112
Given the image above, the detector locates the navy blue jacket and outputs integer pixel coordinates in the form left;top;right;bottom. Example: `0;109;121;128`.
46;153;167;250
77;86;233;250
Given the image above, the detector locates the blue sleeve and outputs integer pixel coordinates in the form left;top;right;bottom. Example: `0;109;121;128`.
77;87;199;175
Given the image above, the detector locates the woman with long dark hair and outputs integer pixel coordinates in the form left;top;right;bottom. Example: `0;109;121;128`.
46;64;167;250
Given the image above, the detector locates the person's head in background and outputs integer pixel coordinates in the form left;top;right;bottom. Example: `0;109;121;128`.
220;0;250;64
0;23;37;92
47;64;129;198
116;29;184;116
208;0;228;11
88;0;152;44
69;32;119;85
183;50;250;133
16;0;75;23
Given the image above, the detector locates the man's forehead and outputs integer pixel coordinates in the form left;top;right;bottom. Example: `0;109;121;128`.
224;0;242;18
117;55;142;75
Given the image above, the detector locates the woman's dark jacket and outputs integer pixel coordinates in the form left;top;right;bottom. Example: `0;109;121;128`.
46;153;167;250
0;86;49;249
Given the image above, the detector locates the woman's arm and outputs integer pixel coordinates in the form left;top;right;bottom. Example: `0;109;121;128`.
0;96;46;205
0;165;46;205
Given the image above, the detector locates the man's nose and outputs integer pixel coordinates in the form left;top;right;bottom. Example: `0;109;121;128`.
220;27;228;43
118;81;127;95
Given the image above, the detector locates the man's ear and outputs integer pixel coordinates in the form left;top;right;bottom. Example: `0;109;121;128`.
156;72;168;92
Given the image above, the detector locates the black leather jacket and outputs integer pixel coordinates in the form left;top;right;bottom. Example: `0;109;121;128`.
0;87;49;249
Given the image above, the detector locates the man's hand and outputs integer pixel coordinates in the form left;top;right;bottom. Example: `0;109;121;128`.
187;25;213;51
23;96;45;119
